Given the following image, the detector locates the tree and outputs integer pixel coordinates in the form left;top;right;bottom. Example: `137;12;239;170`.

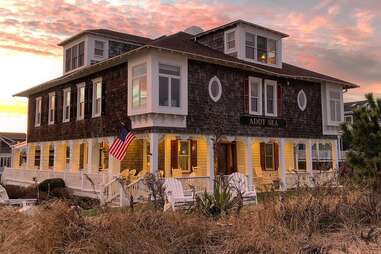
342;93;381;185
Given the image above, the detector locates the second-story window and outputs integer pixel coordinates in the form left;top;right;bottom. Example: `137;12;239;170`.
264;80;277;117
249;77;262;115
65;41;85;72
35;97;42;127
77;83;85;120
132;63;147;109
159;63;181;107
63;88;71;122
226;30;236;50
48;92;55;125
257;36;277;64
92;78;102;117
329;89;342;123
245;33;256;60
94;40;105;57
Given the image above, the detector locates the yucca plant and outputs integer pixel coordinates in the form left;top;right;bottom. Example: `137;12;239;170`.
193;176;238;218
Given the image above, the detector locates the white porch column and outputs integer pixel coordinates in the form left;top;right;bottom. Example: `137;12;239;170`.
69;140;79;172
332;139;339;170
53;142;59;171
87;139;99;172
305;139;313;186
246;137;253;191
40;143;46;170
149;133;159;174
279;138;287;191
207;136;215;192
107;137;120;176
26;143;33;169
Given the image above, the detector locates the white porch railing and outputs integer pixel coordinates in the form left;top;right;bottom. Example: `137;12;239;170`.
286;170;338;189
1;167;115;196
176;176;211;193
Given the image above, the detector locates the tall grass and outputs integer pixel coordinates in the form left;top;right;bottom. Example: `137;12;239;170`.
0;183;380;253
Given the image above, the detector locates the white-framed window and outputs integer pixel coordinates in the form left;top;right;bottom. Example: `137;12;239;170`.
208;76;222;102
63;88;71;122
77;83;86;120
257;36;277;64
35;97;42;127
249;77;262;115
65;41;85;72
264;143;275;170
94;40;105;57
264;80;277;117
245;32;256;60
92;78;102;117
48;92;55;125
158;63;181;107
295;144;306;170
344;115;353;124
328;88;343;124
226;30;236;49
132;63;147;109
297;90;307;111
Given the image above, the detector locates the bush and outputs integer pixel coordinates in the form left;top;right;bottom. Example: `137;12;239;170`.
38;178;66;193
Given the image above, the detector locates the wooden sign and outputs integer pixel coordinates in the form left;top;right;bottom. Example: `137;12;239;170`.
240;115;286;128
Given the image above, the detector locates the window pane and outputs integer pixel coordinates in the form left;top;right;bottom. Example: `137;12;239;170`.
171;78;180;107
78;42;84;67
80;87;85;102
245;33;255;46
96;82;102;99
336;101;342;121
159;64;180;76
178;141;190;172
266;85;274;114
251;82;259;97
268;39;276;52
227;31;235;49
132;64;146;77
251;98;258;112
257;36;267;50
246;46;255;59
265;144;274;169
140;77;147;106
211;80;220;98
132;79;140;108
72;45;78;69
257;49;267;63
65;48;71;71
159;76;169;106
330;100;336;121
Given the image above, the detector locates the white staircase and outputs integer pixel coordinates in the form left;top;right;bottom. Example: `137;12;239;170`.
101;177;150;207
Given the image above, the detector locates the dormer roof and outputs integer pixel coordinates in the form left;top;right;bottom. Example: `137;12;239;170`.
58;29;152;46
193;19;289;39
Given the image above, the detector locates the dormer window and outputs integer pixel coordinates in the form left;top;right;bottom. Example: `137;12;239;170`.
257;36;277;65
245;33;256;60
94;40;105;57
226;31;235;49
65;41;85;72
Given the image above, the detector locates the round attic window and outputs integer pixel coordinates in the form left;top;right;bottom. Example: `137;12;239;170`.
297;90;307;111
209;76;222;102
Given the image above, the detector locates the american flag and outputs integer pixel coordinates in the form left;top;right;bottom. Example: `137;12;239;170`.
109;127;135;160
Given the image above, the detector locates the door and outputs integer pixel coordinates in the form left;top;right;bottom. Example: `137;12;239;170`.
216;142;237;176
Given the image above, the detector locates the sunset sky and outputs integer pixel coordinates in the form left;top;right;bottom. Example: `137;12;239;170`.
0;0;380;133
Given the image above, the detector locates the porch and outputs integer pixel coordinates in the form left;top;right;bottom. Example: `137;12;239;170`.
2;134;340;203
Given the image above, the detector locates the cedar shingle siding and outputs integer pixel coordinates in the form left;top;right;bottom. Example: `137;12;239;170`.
27;58;333;143
27;64;130;142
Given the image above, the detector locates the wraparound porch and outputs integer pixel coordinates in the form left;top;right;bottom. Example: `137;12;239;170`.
3;133;340;203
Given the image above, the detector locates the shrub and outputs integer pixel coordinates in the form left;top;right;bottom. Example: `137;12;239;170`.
144;173;165;209
38;178;66;193
193;177;239;218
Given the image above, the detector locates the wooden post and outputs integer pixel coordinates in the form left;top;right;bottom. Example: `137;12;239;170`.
207;136;215;192
246;137;253;191
279;138;287;191
305;139;314;187
149;133;159;174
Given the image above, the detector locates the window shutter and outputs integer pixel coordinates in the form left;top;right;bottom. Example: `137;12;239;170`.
244;78;250;113
274;143;279;171
85;82;92;118
260;142;265;170
191;140;197;169
170;140;178;170
277;84;282;116
101;82;106;115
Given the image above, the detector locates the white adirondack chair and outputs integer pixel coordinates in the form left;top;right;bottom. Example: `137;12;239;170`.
228;172;257;205
0;185;37;207
163;178;194;211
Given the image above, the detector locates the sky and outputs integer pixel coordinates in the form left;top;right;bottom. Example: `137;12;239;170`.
0;0;380;133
